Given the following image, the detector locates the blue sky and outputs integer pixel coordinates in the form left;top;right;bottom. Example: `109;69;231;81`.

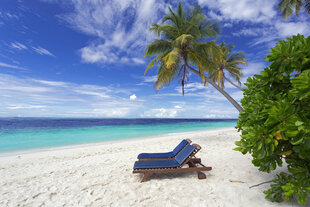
0;0;309;118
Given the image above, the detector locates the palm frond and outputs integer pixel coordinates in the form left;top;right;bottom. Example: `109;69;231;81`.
144;51;170;75
292;0;303;16
227;51;246;62
145;40;172;57
304;0;310;14
144;2;221;92
199;19;221;39
162;6;177;24
155;63;179;90
173;34;194;47
162;48;181;69
188;7;205;25
177;2;185;22
188;47;218;75
144;58;156;75
278;0;294;19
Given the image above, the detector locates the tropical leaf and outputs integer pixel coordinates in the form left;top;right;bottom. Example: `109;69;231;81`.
162;48;181;69
278;0;309;19
144;2;242;109
173;34;194;47
144;58;156;75
144;40;172;57
236;35;310;205
208;41;246;89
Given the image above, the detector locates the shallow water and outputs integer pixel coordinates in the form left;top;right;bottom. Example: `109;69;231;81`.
0;118;236;152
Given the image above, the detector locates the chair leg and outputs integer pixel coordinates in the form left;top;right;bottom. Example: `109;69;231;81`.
141;172;150;182
198;172;206;179
188;161;196;168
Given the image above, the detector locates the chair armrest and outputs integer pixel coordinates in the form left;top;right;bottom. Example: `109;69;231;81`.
192;144;201;150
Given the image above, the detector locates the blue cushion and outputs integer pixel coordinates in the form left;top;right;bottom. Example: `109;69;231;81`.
133;160;179;169
137;152;174;159
174;145;196;165
137;139;189;159
172;139;190;155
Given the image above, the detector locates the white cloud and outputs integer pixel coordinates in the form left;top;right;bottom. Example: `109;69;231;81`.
7;105;46;110
0;11;19;20
0;73;143;117
80;44;145;65
0;72;243;118
275;21;310;37
232;28;266;37
239;61;266;86
175;82;206;93
230;90;244;101
223;22;232;27
0;62;25;70
142;75;157;83
11;42;27;50
74;90;110;98
92;108;130;117
32;46;55;57
198;0;277;23
58;0;168;65
141;108;178;118
242;62;266;76
80;43;118;63
174;105;182;109
132;57;145;64
32;79;68;86
204;114;231;118
199;0;310;49
238;20;310;47
130;94;137;100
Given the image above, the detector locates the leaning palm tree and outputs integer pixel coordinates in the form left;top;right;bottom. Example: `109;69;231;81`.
209;42;246;90
144;3;243;111
278;0;310;19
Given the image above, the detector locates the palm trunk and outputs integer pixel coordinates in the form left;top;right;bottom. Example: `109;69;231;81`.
183;59;243;112
224;76;242;90
204;76;243;111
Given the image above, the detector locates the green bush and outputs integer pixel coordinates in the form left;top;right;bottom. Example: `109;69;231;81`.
235;34;310;205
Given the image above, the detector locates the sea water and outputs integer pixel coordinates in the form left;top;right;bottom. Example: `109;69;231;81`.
0;118;236;153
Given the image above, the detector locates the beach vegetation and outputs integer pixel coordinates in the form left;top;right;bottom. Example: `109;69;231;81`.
278;0;310;19
144;3;244;111
209;42;246;90
235;34;310;205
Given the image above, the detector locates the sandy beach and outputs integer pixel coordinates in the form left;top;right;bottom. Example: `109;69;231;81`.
0;128;302;207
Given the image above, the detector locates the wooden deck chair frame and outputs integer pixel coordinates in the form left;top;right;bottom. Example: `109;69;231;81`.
133;144;212;182
138;139;192;161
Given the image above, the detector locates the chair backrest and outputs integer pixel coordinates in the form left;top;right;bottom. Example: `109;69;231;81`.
172;139;189;156
174;145;196;165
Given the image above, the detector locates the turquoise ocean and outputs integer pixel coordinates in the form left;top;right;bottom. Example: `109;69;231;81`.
0;118;236;153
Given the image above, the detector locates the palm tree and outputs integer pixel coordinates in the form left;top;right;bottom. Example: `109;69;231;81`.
144;3;243;111
278;0;310;19
209;42;246;90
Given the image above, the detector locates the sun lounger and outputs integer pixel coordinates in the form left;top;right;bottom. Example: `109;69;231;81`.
133;144;212;182
137;139;192;160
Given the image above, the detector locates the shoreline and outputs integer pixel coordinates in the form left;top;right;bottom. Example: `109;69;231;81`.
0;127;235;158
0;127;303;206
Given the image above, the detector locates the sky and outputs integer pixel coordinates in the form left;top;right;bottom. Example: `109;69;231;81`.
0;0;309;118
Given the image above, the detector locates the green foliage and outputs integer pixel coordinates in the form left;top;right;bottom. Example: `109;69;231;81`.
235;34;310;205
278;0;310;19
208;41;246;89
144;2;220;91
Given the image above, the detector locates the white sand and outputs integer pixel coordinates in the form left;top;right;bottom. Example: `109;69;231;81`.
0;128;303;207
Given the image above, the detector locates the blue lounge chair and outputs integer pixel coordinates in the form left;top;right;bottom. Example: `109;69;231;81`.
133;144;212;182
137;139;192;160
